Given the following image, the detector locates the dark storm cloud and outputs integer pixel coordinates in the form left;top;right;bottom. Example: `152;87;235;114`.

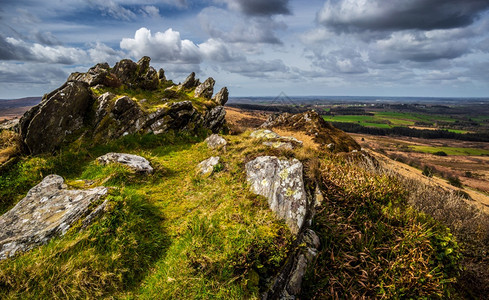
232;0;290;16
318;0;489;32
34;31;62;46
0;35;29;60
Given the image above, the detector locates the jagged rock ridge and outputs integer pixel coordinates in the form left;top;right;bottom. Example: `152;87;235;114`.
19;56;229;154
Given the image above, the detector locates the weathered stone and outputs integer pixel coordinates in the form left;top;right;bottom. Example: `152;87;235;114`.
97;152;153;174
203;106;226;133
19;81;93;154
246;156;307;235
0;175;107;260
158;68;166;81
194;77;215;99
261;111;360;152
285;229;320;295
213;87;228;106
205;134;227;149
181;72;199;89
150;101;197;134
197;156;220;176
68;63;110;87
0;119;19;131
250;129;303;150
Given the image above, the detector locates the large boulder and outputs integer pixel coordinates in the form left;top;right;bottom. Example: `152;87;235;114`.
19;81;93;154
181;72;200;89
250;129;303;150
68;63;112;87
203;106;226;133
261;111;360;152
194;77;215;99
112;56;159;90
0;175;107;260
245;156;307;235
97;152;153;174
213;87;228;106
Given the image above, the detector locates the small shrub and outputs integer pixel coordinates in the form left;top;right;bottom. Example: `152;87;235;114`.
422;165;434;177
448;176;463;188
434;151;448;156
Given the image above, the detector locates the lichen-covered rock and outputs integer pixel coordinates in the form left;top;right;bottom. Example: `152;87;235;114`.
0;175;107;260
213;87;228;106
261;111;360;152
181;72;200;89
68;63;111;87
194;77;215;99
250;129;303;150
205;134;227;149
111;56;159;90
97;152;153;174
149;101;198;134
245;156;307;234
203;106;226;133
19;81;93;154
197;156;220;176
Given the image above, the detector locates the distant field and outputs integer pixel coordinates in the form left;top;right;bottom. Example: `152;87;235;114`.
410;145;489;156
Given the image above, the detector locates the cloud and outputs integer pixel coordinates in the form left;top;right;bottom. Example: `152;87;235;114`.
88;42;125;64
87;0;136;20
120;27;202;64
317;0;489;33
140;5;160;18
0;62;67;84
33;31;62;46
216;0;290;16
370;31;470;63
199;7;286;45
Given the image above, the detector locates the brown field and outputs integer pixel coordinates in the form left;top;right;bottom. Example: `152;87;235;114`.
351;133;489;204
0;106;32;122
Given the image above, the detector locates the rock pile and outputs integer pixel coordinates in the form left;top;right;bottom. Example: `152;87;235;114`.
19;56;228;154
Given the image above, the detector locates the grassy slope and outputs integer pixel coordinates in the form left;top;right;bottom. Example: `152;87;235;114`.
0;115;463;298
410;145;489;156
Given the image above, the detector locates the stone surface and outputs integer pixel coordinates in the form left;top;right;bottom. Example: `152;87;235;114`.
261;111;360;152
0;175;107;260
181;72;200;89
97;152;153;174
19;81;93;154
194;77;215;99
205;134;227;149
197;156;220;176
203;106;226;133
250;129;303;150
68;63;111;87
245;156;307;234
213;87;228;106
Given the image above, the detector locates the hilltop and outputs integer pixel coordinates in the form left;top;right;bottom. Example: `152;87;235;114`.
0;58;487;299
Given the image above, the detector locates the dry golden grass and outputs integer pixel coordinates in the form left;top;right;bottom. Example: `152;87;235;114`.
0;130;20;164
273;128;320;151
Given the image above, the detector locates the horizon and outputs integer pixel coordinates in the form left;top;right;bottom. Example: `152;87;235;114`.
1;1;489;99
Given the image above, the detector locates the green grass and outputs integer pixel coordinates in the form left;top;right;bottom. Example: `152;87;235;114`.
410;145;489;156
0;131;292;299
323;111;459;129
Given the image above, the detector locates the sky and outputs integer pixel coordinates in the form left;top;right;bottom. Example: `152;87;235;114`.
1;0;489;99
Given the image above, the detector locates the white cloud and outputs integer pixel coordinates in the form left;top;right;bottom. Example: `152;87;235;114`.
120;27;202;64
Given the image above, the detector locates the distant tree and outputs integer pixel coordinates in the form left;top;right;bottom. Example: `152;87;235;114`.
422;165;434;177
448;176;463;188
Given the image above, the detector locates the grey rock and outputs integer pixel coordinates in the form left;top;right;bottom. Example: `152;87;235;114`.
213;87;228;106
250;129;303;150
158;68;166;81
82;199;108;229
112;57;158;90
0;175;107;260
205;134;227;149
0;119;19;131
194;77;215;99
68;63;110;87
97;152;153;174
181;72;200;89
246;156;307;235
19;81;93;154
197;156;220;176
150;101;197;134
203;106;226;133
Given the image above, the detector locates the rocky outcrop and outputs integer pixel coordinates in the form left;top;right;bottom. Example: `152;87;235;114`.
205;134;227;149
261;111;360;153
97;153;153;174
0;175;107;260
194;77;215;99
213;87;228;106
250;129;303;150
19;81;93;154
181;72;200;89
19;57;229;154
245;156;307;235
197;156;220;177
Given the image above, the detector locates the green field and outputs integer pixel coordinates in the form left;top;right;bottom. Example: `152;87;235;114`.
410;145;489;156
323;111;458;129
